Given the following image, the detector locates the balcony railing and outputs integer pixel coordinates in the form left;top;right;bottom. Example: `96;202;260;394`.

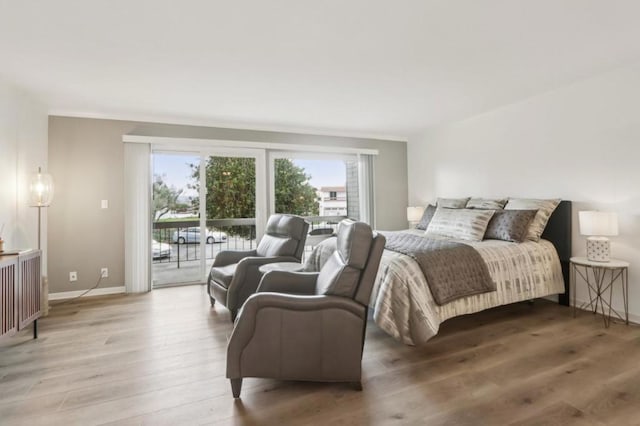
151;215;347;267
152;218;256;268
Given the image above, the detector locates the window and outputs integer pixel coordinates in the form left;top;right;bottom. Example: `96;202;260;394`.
269;152;372;225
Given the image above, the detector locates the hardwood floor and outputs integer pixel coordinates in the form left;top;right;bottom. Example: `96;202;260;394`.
1;285;639;425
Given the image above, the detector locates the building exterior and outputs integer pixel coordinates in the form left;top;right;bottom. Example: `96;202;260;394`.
317;186;347;216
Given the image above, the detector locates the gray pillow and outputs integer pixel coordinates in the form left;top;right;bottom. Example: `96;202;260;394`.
484;210;538;242
436;197;470;209
505;198;561;242
425;208;495;242
466;198;508;210
415;204;436;230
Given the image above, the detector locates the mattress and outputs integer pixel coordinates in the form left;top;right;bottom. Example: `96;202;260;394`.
307;229;565;346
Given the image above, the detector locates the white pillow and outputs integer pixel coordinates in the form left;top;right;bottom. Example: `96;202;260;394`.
504;198;561;242
425;208;495;242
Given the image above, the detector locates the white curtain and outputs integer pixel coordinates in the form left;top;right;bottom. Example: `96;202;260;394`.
124;143;151;293
358;154;376;227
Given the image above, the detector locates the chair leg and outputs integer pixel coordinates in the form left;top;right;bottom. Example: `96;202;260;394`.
351;381;363;391
209;297;216;307
230;378;243;398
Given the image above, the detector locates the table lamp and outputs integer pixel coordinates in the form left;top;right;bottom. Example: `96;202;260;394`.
578;211;618;262
407;206;425;227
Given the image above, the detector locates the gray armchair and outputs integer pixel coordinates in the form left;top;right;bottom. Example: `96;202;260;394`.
226;220;386;398
208;214;309;321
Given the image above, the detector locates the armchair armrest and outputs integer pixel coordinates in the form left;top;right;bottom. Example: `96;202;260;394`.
213;250;257;267
236;255;300;269
257;271;319;295
244;293;365;317
225;255;302;310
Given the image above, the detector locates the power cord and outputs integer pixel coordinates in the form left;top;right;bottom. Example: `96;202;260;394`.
55;271;104;305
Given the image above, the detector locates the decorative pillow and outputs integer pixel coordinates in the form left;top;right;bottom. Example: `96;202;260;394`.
484;210;537;242
425;208;495;242
505;198;561;242
466;198;508;210
415;204;436;230
436;197;470;209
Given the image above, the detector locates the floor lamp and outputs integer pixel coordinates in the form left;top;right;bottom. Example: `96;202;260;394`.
29;167;54;321
29;167;54;250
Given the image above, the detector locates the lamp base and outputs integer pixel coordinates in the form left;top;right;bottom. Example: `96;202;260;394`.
586;237;611;262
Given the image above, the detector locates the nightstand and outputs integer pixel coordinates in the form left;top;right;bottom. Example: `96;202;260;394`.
570;256;629;327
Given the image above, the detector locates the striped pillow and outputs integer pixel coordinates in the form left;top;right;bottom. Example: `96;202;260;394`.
436;197;470;209
505;198;561;242
425;208;495;242
466;198;508;210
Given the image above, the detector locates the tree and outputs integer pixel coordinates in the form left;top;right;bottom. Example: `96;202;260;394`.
189;157;318;234
273;159;319;216
152;175;184;221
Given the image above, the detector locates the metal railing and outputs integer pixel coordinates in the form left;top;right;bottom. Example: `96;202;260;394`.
151;215;347;266
152;218;256;267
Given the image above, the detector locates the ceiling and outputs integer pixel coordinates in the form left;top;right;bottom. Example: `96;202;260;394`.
2;0;640;139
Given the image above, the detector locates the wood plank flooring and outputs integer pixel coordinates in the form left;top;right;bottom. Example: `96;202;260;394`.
1;285;639;425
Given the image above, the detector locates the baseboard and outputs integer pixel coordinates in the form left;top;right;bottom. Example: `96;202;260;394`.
49;286;126;300
572;297;640;325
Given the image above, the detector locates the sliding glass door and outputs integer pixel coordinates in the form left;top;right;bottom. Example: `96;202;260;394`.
151;152;202;287
151;149;265;288
201;155;259;276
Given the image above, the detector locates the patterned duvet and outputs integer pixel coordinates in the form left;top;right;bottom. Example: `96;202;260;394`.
306;229;565;346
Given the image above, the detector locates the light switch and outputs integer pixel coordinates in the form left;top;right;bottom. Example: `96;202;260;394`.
101;199;109;209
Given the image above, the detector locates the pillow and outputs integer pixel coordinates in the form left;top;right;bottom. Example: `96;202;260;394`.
466;198;508;210
415;204;436;230
505;198;561;241
484;210;537;242
436;197;470;209
425;208;495;242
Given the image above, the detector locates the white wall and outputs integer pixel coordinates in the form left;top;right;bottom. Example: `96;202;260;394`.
0;79;49;272
408;62;640;321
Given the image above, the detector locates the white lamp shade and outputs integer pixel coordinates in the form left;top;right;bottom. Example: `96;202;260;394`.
579;211;618;236
29;169;54;207
407;206;425;222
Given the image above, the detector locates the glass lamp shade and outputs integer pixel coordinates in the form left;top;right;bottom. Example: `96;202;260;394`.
29;168;54;207
407;206;425;222
578;211;618;236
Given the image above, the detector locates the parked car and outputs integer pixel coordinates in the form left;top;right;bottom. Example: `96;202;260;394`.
172;227;228;244
152;239;172;259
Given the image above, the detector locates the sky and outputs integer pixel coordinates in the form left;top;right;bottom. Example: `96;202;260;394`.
153;154;346;197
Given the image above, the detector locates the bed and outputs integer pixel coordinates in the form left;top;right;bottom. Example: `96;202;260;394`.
306;200;572;346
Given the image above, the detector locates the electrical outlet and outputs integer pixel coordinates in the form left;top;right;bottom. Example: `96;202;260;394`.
69;271;78;282
101;268;109;278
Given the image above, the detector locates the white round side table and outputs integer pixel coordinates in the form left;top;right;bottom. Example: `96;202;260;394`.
570;256;629;327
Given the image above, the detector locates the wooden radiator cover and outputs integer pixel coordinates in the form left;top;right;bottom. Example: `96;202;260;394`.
0;250;41;341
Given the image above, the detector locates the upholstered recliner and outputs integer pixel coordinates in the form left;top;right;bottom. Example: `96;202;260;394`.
208;214;309;321
226;220;385;398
